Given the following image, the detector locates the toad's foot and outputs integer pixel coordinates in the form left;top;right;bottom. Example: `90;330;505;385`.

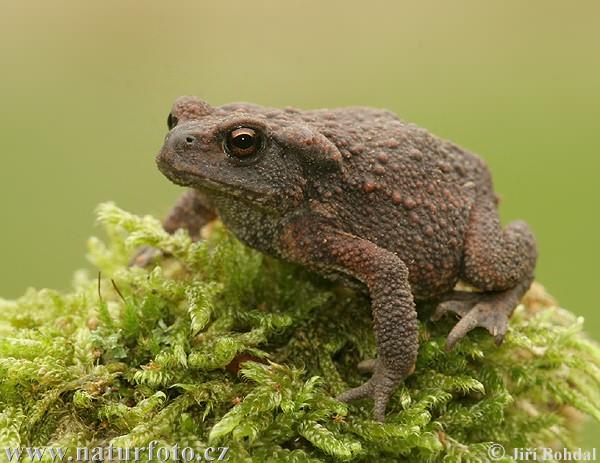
432;280;531;350
129;246;164;267
336;359;411;422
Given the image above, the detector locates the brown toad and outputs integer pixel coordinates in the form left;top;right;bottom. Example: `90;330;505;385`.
143;96;537;421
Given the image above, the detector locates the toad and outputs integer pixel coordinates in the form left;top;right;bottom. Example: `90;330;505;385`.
141;96;537;421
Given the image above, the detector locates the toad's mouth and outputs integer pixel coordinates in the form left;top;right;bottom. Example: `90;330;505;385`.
158;159;277;210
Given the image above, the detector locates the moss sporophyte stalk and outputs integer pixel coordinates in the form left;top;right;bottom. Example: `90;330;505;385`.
0;203;598;462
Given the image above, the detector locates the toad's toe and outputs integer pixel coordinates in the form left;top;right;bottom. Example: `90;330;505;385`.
444;302;509;350
336;359;408;422
431;291;484;321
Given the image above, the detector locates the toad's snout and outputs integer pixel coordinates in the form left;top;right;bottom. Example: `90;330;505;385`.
156;129;204;184
166;130;200;153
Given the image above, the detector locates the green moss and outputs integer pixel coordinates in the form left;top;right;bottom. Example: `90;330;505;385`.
0;203;599;462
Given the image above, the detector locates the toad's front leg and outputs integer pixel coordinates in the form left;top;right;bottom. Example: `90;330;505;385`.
280;217;418;422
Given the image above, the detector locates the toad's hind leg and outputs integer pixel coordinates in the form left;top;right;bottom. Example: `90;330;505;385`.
433;197;537;350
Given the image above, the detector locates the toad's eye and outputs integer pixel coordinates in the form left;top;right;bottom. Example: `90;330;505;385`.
224;127;263;158
167;113;178;130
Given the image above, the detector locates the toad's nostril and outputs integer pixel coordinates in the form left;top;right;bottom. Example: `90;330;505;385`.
169;131;199;151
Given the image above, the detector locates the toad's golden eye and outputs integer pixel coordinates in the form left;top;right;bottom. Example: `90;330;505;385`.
224;127;262;158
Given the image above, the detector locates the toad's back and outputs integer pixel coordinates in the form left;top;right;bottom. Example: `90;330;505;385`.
292;107;491;298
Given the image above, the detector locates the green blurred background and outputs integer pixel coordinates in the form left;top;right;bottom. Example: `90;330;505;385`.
1;0;598;445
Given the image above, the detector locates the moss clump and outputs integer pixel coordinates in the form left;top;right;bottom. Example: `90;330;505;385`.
0;203;599;462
